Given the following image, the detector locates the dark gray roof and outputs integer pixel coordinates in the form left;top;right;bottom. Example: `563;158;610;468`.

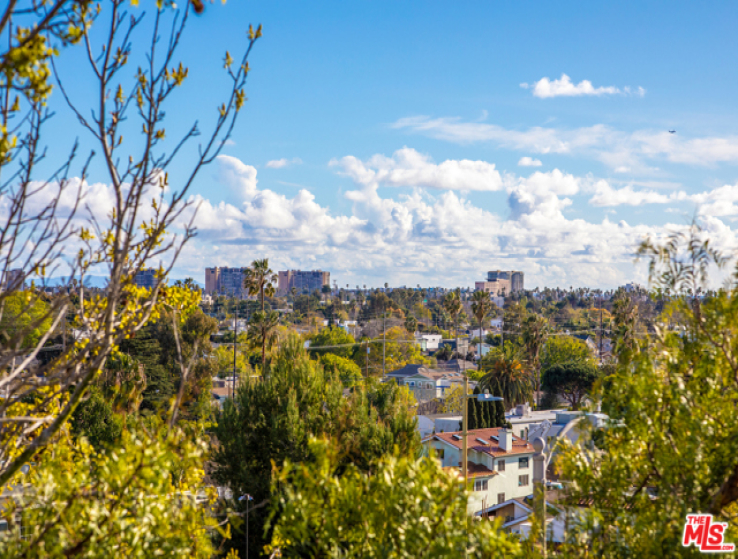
386;364;426;378
441;358;478;371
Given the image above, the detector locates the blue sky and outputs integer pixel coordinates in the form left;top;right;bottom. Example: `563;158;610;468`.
44;1;738;289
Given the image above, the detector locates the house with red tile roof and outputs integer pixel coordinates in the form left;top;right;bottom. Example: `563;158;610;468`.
424;426;536;514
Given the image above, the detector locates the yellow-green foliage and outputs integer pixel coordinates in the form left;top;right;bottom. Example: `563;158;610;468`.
0;291;52;348
353;326;432;375
267;438;524;558
557;230;738;557
0;422;221;558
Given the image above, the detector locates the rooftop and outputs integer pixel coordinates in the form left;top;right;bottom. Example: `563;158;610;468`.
433;427;534;457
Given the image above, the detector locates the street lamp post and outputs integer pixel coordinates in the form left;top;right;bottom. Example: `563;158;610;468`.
239;494;254;559
531;416;584;558
461;375;504;485
459;377;503;559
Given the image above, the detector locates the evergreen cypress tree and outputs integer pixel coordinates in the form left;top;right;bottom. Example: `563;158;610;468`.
493;379;507;427
480;393;491;428
469;386;480;430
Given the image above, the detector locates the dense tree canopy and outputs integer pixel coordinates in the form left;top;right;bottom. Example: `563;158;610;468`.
0;291;53;348
353;326;431;376
540;335;595;372
319;353;363;387
310;326;357;359
541;362;599;410
211;333;420;558
267;439;524;558
559;226;738;557
0;421;222;557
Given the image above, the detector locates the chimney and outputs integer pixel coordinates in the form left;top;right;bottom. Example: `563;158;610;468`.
498;428;513;452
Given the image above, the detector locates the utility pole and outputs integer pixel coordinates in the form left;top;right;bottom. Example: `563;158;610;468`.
365;339;369;378
599;295;603;362
382;310;386;378
500;293;505;349
462;374;468;482
233;292;237;398
456;315;460;374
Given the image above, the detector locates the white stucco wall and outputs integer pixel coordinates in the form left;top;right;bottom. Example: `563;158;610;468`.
426;439;534;513
434;417;461;433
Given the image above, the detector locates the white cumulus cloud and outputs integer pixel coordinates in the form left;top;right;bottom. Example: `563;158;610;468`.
521;74;644;99
43;153;738;290
265;157;303;169
588;182;687;207
518;157;542;167
392;116;738;171
330;147;504;192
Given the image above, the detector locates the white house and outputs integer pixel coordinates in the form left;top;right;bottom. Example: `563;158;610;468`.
425;427;535;514
527;411;611;450
416;333;443;351
416;414;462;438
399;369;456;402
505;404;558;440
476;495;567;545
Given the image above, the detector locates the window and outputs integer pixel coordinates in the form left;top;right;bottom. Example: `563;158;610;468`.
474;479;488;492
497;492;505;505
408;381;415;387
497;459;505;472
519;475;529;487
519;457;529;469
520;430;525;439
437;449;445;460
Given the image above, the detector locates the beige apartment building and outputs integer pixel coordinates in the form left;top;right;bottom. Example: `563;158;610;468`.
277;270;330;296
204;267;250;298
475;270;524;297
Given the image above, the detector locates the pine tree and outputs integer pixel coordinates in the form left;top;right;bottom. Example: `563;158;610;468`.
212;333;420;558
118;322;174;413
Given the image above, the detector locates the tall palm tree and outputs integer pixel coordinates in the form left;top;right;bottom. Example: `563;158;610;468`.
471;290;492;361
244;258;277;311
521;314;549;409
480;344;533;409
247;309;280;377
348;298;358;320
443;291;462;365
439;310;451;330
404;315;418;334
